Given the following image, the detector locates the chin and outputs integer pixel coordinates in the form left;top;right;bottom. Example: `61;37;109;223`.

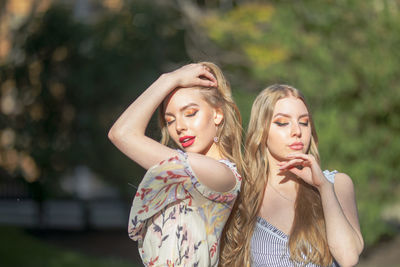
182;146;198;153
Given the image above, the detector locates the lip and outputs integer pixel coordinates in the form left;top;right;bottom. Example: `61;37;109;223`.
288;142;304;150
179;136;195;148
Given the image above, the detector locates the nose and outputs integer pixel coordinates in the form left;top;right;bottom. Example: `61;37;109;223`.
175;117;187;133
291;122;301;137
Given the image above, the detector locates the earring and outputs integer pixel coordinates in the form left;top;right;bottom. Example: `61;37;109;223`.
213;136;219;143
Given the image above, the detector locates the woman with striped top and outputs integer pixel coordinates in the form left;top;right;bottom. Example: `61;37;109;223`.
220;85;363;267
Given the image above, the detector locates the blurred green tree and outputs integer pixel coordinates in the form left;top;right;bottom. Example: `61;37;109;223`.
201;0;400;247
0;1;190;199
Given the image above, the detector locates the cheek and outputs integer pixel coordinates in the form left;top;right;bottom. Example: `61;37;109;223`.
167;127;175;137
303;128;312;146
194;112;215;132
267;126;287;146
167;127;179;144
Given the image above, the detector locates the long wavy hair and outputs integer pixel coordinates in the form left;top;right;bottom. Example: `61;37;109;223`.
158;62;244;174
220;84;333;266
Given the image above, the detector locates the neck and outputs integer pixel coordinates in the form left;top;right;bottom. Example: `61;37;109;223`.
205;143;223;160
267;151;298;191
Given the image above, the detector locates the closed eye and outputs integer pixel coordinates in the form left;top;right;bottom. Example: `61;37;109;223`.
185;109;198;117
274;121;289;126
299;119;309;126
165;117;175;126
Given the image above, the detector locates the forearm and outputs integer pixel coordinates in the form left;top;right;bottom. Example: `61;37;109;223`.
108;63;219;169
109;74;175;136
108;74;179;168
319;183;363;266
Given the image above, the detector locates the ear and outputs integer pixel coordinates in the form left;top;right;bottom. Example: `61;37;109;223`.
213;108;224;125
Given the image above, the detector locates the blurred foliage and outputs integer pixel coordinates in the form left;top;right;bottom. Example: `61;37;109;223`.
0;226;138;267
202;0;400;246
0;1;189;198
1;0;399;249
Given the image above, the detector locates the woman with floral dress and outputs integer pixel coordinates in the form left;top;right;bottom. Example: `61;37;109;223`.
108;62;244;266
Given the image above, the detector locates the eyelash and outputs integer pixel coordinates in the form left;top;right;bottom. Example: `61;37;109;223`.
165;110;199;126
185;110;198;117
274;121;309;127
274;122;288;126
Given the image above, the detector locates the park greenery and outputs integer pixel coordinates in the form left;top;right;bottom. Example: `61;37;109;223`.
201;0;400;246
1;0;399;250
0;226;137;267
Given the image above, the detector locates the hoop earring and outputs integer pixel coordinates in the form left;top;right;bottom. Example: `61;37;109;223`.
213;136;219;143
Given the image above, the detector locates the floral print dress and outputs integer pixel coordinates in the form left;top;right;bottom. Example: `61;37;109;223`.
128;150;242;267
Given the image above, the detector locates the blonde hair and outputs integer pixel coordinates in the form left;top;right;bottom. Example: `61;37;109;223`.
158;62;244;174
220;84;332;266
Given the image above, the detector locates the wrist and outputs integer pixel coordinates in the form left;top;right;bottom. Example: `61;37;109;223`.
317;178;334;194
159;72;179;90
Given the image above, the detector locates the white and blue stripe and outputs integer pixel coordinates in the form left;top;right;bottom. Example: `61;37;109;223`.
250;170;339;267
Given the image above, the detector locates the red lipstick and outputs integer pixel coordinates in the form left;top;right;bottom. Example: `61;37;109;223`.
179;136;195;148
289;142;304;150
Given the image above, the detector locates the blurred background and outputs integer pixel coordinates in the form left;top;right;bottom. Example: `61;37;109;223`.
0;0;399;266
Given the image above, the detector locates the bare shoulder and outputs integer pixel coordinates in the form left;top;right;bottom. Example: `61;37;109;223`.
187;152;237;192
334;172;354;186
187;152;236;177
333;172;356;199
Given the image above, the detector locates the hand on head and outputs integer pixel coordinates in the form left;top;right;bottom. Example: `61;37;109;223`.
166;63;218;89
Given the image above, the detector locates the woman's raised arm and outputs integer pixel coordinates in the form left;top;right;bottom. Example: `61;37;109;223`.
108;64;237;192
108;64;216;169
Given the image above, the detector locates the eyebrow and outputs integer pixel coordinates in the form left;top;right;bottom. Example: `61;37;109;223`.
273;113;309;119
164;103;199;116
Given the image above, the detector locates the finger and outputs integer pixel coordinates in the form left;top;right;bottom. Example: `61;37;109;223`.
285;158;304;166
287;153;314;162
277;161;301;169
200;67;218;85
286;152;306;158
203;73;217;86
288;160;309;170
279;159;304;170
203;65;211;72
196;78;217;88
287;154;319;172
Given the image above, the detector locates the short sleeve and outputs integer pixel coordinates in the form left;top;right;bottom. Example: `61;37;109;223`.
177;150;242;204
323;170;338;183
128;150;241;241
128;153;193;241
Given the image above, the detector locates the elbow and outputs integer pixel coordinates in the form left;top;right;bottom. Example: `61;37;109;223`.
108;126;125;144
341;256;359;267
108;127;118;142
335;250;361;267
332;232;364;267
108;126;141;149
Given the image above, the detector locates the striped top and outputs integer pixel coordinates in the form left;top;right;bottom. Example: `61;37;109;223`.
250;170;339;267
